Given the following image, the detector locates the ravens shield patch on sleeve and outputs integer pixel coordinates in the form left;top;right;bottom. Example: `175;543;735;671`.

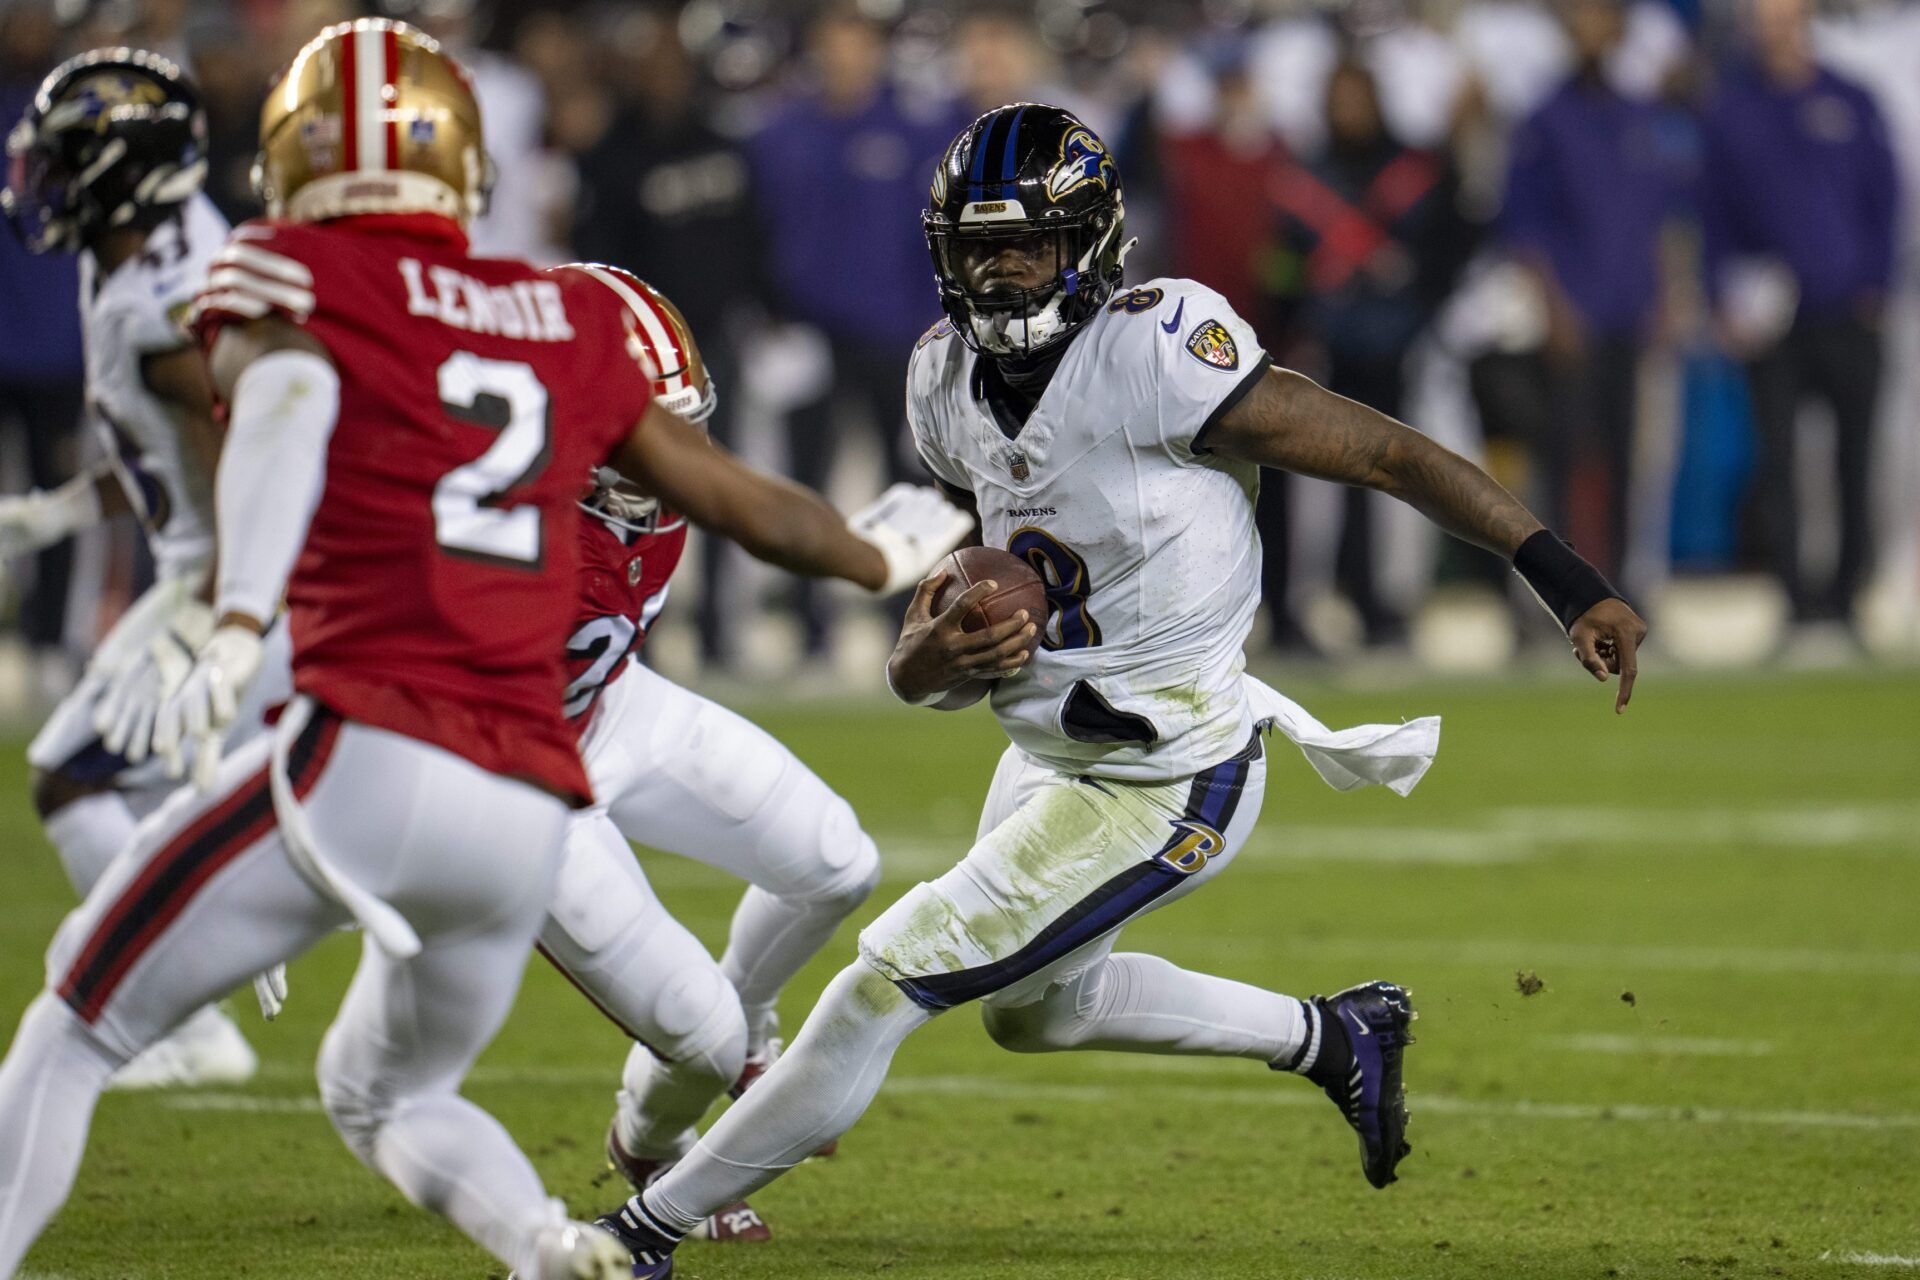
1184;320;1240;372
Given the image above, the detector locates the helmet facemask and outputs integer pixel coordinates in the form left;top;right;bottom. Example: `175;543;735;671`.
3;54;206;254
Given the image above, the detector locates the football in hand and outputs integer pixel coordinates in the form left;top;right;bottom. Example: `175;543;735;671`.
927;546;1047;708
932;546;1047;639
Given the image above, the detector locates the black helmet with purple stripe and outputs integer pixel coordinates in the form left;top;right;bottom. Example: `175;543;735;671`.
923;103;1131;359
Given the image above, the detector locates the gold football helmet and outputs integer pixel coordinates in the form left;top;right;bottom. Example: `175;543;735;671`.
251;18;490;224
558;263;716;534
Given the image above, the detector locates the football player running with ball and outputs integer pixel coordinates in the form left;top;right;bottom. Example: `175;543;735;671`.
0;49;289;1088
0;22;956;1280
598;105;1647;1275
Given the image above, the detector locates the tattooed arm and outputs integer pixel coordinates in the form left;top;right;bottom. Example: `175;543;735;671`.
1205;366;1542;556
1205;365;1649;711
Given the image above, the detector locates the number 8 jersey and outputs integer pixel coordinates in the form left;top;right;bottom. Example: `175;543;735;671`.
191;212;655;803
906;277;1270;783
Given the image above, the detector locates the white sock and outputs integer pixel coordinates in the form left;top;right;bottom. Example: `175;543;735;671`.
721;886;859;1057
983;952;1309;1061
42;792;135;898
0;994;122;1277
643;961;930;1235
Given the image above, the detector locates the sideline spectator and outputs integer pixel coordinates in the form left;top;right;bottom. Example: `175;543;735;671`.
1161;52;1300;645
748;2;962;657
572;8;763;667
1271;58;1475;645
1500;0;1690;591
0;0;87;674
1702;0;1900;630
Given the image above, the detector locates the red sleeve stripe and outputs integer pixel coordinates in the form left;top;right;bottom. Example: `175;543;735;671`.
214;242;314;288
191;288;272;321
205;265;316;319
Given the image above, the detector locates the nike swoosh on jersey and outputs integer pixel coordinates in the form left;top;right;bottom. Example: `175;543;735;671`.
1160;298;1185;334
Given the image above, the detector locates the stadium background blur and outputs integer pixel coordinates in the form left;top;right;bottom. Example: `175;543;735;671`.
3;0;1918;714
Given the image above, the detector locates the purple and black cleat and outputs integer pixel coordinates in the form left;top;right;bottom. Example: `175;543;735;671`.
594;1197;679;1279
1314;980;1416;1189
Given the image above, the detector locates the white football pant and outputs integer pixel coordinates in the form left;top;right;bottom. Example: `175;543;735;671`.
0;709;584;1280
538;662;880;1159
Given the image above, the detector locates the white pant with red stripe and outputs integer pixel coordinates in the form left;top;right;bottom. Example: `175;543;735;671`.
535;661;880;1160
0;709;581;1280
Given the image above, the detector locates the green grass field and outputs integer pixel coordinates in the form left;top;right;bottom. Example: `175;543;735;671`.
5;667;1918;1279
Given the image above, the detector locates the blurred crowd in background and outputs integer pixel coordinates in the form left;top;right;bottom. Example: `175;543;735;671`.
3;0;1918;697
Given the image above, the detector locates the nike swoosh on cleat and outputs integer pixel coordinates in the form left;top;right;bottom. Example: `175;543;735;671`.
1161;299;1185;333
1345;1006;1371;1037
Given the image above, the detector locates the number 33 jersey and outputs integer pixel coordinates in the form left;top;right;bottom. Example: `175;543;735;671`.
192;213;655;803
906;277;1270;783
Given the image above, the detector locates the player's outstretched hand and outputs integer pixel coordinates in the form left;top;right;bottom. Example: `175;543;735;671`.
93;600;213;764
848;484;977;595
888;569;1037;703
154;623;266;788
1569;598;1647;714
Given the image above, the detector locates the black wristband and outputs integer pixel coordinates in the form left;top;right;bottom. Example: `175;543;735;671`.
1511;530;1620;632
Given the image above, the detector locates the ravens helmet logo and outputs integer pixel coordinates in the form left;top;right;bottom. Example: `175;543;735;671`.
1045;126;1114;203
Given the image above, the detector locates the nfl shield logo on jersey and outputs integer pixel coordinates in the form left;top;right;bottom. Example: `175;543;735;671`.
1006;448;1030;481
627;556;644;585
1185;320;1240;372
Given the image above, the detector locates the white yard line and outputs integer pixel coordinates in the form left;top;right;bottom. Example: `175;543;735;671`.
1160;935;1920;978
859;801;1920;879
172;1071;1920;1133
1549;1034;1776;1057
1822;1252;1920;1268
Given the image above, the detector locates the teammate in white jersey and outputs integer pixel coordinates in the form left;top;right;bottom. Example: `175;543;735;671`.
598;103;1648;1275
0;50;280;1087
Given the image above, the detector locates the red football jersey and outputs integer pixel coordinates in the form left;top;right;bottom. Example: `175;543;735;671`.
193;213;653;802
563;511;686;728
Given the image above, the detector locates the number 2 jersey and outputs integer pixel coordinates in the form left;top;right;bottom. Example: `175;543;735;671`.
191;213;655;802
906;278;1271;783
563;511;685;727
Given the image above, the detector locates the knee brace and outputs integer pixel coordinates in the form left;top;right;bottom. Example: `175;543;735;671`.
792;797;881;910
980;998;1080;1054
634;963;747;1086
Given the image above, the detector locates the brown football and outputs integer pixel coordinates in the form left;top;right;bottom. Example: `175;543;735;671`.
925;547;1047;709
931;545;1048;641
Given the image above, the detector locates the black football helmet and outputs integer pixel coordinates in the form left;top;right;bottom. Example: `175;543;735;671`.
3;48;207;254
924;103;1131;358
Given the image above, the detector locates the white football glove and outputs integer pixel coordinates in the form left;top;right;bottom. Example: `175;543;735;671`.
848;483;975;595
93;597;214;764
253;965;288;1021
154;623;266;789
0;480;102;559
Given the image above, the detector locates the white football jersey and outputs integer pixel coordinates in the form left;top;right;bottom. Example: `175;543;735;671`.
907;277;1270;782
78;193;227;577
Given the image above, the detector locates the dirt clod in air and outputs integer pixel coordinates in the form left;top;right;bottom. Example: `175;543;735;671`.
1620;990;1637;1007
1515;969;1545;997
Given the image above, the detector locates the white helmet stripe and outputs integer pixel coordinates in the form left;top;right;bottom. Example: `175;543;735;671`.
568;264;690;396
353;25;388;172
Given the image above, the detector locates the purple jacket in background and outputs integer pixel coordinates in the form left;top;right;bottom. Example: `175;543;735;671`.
1701;62;1901;320
0;81;83;384
748;84;966;355
1500;77;1693;338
